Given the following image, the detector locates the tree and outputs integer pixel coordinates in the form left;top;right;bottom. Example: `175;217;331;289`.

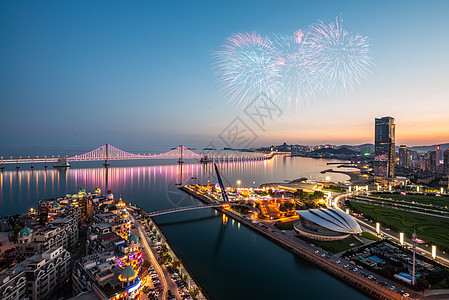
142;260;152;269
191;287;200;299
142;285;151;295
172;260;181;270
416;277;429;291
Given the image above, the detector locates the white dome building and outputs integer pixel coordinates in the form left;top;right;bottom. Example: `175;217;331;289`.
294;208;362;241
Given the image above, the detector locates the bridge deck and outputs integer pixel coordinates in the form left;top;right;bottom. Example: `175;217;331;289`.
146;204;223;217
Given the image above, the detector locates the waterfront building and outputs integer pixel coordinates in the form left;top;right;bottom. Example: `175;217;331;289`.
374;116;396;182
293;208;362;241
38;189;100;221
0;246;70;300
398;145;409;167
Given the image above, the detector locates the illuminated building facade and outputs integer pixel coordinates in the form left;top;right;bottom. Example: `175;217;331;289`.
72;252;141;300
426;151;437;173
444;149;449;176
398;145;409;167
374;116;395;182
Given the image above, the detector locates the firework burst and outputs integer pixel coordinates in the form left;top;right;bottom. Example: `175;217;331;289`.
308;16;373;94
213;32;281;108
213;17;373;109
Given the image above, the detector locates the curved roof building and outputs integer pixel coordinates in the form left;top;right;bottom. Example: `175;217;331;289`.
294;208;362;241
18;227;32;237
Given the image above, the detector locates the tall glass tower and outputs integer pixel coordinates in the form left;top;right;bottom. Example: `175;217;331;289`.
374;116;395;180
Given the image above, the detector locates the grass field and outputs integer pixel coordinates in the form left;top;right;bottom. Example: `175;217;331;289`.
349;201;449;251
373;193;449;208
274;220;294;230
362;231;380;241
299;235;362;254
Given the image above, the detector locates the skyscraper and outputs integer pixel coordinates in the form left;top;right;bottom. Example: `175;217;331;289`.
443;149;449;176
427;151;437;172
398;145;409;167
374;116;395;180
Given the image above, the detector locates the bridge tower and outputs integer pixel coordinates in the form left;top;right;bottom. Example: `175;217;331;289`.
178;145;184;164
104;144;110;167
214;163;230;208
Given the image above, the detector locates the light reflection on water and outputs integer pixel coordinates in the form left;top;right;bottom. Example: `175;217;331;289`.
0;156;369;300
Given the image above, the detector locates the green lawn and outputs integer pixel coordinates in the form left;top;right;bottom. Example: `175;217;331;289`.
362;231;380;241
274;220;294;230
231;205;251;215
349;201;449;251
373;193;449;208
299;236;362;254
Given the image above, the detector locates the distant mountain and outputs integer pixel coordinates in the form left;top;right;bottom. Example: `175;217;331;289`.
408;143;449;153
312;147;357;155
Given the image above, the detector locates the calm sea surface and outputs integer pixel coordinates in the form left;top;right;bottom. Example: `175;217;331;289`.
0;156;369;300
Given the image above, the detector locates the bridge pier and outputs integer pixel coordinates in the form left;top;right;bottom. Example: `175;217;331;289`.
16;160;19;170
103;144;110;166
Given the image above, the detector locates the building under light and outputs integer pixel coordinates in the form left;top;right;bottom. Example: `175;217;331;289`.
294;208;362;241
374;116;396;184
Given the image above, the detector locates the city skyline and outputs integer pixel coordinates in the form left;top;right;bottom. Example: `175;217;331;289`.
1;1;449;151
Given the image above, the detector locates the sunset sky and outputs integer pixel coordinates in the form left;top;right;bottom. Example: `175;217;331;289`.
1;0;448;153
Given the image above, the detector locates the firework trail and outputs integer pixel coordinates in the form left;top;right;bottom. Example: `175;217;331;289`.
272;32;324;109
213;32;281;108
213;16;373;109
308;16;373;94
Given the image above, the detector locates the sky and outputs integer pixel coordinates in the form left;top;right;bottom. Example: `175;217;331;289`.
1;0;449;154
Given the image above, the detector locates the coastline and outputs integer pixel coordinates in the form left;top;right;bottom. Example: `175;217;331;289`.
150;216;208;300
136;208;208;300
180;185;401;300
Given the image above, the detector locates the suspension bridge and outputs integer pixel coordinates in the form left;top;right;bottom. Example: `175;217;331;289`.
0;144;285;169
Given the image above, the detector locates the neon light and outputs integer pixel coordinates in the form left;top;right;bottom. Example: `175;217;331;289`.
127;278;141;294
117;259;123;266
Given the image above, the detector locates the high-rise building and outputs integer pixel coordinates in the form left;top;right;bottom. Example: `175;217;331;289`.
374;117;396;180
427;151;437;173
443;149;449;175
398;145;409;167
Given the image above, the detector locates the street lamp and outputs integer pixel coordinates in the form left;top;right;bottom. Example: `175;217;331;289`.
432;245;437;259
400;232;404;245
376;222;380;235
236;180;241;187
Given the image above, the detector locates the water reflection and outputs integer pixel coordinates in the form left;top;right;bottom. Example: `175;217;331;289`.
0;156;350;217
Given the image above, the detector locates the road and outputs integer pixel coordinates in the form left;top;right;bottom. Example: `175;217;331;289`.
129;212;169;300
